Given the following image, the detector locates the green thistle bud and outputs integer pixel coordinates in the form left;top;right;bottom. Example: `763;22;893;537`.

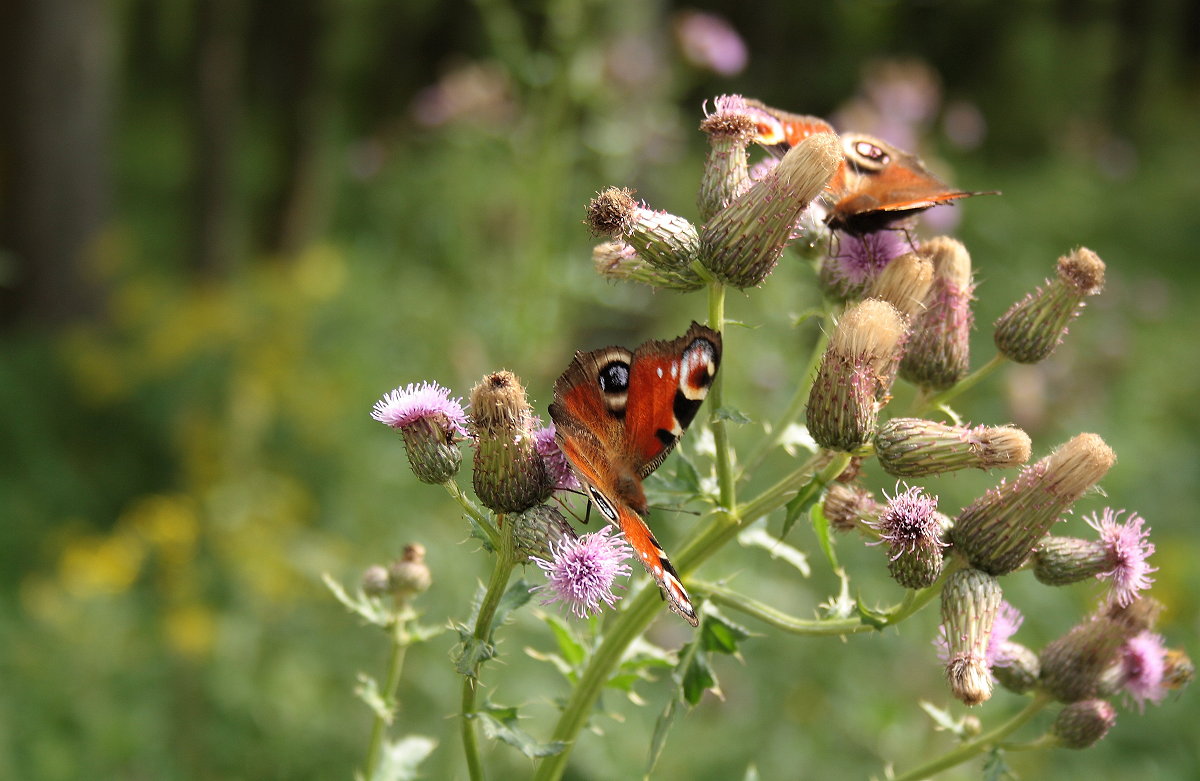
372;382;467;485
512;504;576;560
900;237;974;389
592;240;703;291
992;641;1040;694
697;95;758;221
1040;611;1142;703
950;433;1116;575
821;482;882;532
866;250;934;318
994;247;1105;364
874;418;1032;478
701;132;841;287
1049;700;1117;749
806;299;907;452
469;371;551;513
387;543;432;600
360;564;391;597
585;188;703;289
940;568;1003;706
1033;536;1114;586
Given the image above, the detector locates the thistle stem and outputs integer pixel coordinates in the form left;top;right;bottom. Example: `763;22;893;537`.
890;692;1052;781
445;480;501;550
707;281;736;511
363;612;411;779
912;354;1007;416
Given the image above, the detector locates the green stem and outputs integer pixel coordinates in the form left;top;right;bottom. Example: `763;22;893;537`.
445;480;501;550
737;451;848;523
363;612;411;779
707;282;736;511
461;521;518;781
912;354;1008;416
890;692;1052;781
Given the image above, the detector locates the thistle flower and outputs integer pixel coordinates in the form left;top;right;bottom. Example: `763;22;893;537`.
533;423;581;492
585;188;704;290
940;568;1003;705
900;237;974;389
372;381;467;484
994;247;1105;363
592;240;702;291
468;371;551;513
821;482;882;532
512;503;577;560
950;433;1116;576
1033;509;1155;609
806;299;907;451
530;526;634;619
387;543;433;600
818;230;907;300
697;95;759;220
867;484;947;588
1116;631;1168;711
866;250;934;318
874;418;1032;478
701;131;841;287
1040;606;1150;703
1049;700;1117;749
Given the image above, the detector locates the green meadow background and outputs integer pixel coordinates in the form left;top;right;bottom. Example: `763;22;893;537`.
2;1;1197;779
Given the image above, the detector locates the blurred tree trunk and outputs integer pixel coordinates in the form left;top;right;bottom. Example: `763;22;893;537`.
0;0;112;328
190;0;246;277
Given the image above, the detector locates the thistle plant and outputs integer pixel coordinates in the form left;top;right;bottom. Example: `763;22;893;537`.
327;93;1189;781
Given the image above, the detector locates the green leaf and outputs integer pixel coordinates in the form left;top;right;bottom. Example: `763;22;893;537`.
355;673;392;722
491;578;533;633
780;475;824;540
538;612;586;667
680;647;717;705
818;569;855;620
476;701;567;758
809;501;840;570
323;573;393;628
738;525;811;576
650;453;702;495
646;696;680;775
700;608;752;656
369;735;438;781
453;629;496;677
466;514;496;553
524;646;576;681
714;406;753;425
982;747;1014;781
789;307;824;327
742;764;761;781
855;596;890;630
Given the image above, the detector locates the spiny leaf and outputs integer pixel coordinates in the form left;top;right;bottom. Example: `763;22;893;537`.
490;578;533;634
701;608;752;656
476;701;566;758
714;406;753;425
368;735;438;781
646;696;681;775
982;746;1015;781
355;673;391;722
323;573;393;628
738;525;811;576
453;632;495;677
781;474;824;540
809;501;840;570
855;596;890;630
541;613;587;668
680;648;717;705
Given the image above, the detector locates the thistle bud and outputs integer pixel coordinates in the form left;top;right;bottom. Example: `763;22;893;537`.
900;237;974;389
360;565;391;597
866;250;934;318
992;641;1040;694
994;247;1105;364
372;381;467;484
874;418;1032;478
868;484;947;588
951;433;1116;576
806;299;907;451
512;503;577;560
1033;536;1114;586
468;371;551;513
821;482;882;532
697;95;759;221
1049;700;1117;749
1040;611;1141;703
818;230;907;300
701;132;841;287
592;240;704;291
940;568;1003;705
585;188;704;289
387;543;432;600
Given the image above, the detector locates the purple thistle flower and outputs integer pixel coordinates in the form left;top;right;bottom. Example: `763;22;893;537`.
1120;630;1168;711
869;483;944;560
530;527;633;619
1087;508;1156;608
533;423;581;492
987;601;1025;667
372;381;468;436
673;11;748;76
821;229;907;299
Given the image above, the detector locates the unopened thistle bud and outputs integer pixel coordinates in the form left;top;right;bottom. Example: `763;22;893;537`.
585;188;704;289
387;543;432;600
806;299;907;451
822;482;882;532
1033;536;1112;586
592;240;703;291
819;230;907;300
866;250;934;318
874;418;1032;478
868;484;947;588
701;132;841;287
951;433;1116;575
697;95;759;220
1040;610;1144;703
512;503;577;560
900;237;974;389
992;641;1040;694
994;247;1105;363
372;381;467;484
468;371;551;513
360;565;391;597
1049;700;1117;749
940;568;1003;705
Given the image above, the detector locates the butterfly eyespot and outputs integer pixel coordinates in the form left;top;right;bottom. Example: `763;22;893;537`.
598;361;630;393
854;141;888;163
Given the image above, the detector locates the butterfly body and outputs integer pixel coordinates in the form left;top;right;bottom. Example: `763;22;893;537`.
549;322;722;626
745;99;990;234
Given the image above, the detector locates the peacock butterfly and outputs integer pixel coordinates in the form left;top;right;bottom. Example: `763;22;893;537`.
745;99;992;235
548;322;722;626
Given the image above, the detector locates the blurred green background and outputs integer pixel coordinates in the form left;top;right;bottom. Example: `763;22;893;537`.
1;0;1197;779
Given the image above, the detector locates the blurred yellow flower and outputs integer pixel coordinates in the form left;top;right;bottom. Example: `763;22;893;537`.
58;531;144;598
164;603;217;660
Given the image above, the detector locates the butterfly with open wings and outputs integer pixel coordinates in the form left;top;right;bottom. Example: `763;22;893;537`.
745;98;992;235
548;323;722;626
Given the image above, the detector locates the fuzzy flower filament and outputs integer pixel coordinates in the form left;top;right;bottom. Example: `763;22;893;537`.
868;484;947;588
372;381;467;484
530;527;634;619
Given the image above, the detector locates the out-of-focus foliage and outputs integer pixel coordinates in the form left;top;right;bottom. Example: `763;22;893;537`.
1;0;1197;779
